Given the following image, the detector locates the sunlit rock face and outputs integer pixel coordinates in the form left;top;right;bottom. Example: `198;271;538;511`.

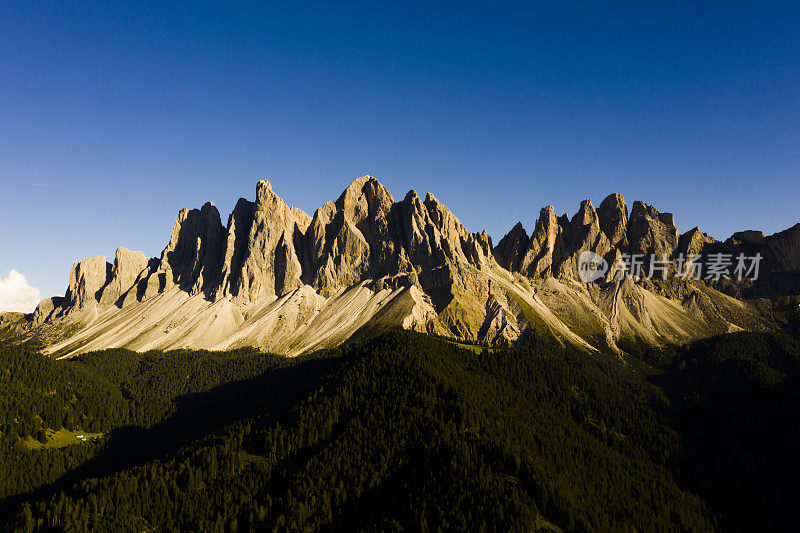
16;176;800;357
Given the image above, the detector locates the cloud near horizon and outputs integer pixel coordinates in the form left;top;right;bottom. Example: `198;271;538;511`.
0;269;41;313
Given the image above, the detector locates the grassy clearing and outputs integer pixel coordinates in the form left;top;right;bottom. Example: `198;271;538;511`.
21;428;104;450
448;340;497;354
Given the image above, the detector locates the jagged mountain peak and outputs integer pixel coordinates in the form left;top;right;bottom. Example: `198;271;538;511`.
335;175;394;227
597;193;628;248
571;199;598;229
11;178;800;358
337;175;392;205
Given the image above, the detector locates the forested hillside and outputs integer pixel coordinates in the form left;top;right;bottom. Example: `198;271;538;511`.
0;328;798;532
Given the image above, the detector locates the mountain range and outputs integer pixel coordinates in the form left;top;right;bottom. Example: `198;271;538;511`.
3;175;799;356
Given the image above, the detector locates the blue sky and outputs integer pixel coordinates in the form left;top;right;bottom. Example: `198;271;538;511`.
1;1;798;307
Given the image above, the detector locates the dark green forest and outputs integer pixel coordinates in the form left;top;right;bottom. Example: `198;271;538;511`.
0;327;798;532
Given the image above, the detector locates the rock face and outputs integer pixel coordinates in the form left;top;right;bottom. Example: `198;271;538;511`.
227;180;307;302
161;202;225;296
298;177;494;297
99;247;150;306
22;176;800;357
493;222;528;271
627;201;679;259
732;230;766;246
520;206;564;278
766;223;800;271
59;249;154;313
555;200;613;280
46;176;498;313
307;177;389;295
677;228;717;258
32;297;64;326
494;193;799;287
65;256;112;310
597;193;628;248
491;206;567;279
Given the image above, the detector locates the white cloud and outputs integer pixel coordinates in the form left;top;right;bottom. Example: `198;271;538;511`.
0;269;41;313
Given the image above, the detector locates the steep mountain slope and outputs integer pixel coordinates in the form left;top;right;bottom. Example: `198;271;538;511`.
5;176;799;356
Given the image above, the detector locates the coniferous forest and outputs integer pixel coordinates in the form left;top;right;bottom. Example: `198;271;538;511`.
0;327;799;532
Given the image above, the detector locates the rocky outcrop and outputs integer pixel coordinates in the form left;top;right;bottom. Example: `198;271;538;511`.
732;230;766;246
307;177;391;295
65;256;112;310
99;247;150;306
493;222;528;271
218;198;256;299
494;196;681;282
597;193;628;248
673;228;718;278
677;228;717;258
310;211;371;295
32;296;64;326
766;223;800;271
478;292;523;345
161;202;225;296
303;178;494;296
493;193;800;284
627;201;679;259
520;206;564;278
555;200;613;280
230;180;308;302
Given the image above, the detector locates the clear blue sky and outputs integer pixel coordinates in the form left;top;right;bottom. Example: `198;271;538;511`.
1;1;798;305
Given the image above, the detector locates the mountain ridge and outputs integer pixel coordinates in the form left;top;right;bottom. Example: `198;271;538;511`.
4;175;799;356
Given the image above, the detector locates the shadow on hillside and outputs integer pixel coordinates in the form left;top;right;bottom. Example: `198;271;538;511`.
0;353;342;518
652;333;800;532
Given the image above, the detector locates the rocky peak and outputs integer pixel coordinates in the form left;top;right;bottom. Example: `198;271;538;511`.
597;193;628;248
677;227;717;258
99;247;149;306
493;222;528;271
32;296;63;326
423;191;493;269
336;176;394;219
304;179;390;296
231;181;307;302
557;213;571;242
556;200;612;280
255;180;285;213
732;230;766;246
336;176;396;262
255;179;273;203
658;212;676;228
292;208;312;233
65;255;112;309
397;190;431;266
161;201;225;295
627;201;679;259
571;199;598;231
520;206;564;277
217;198;256;298
766;223;800;271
